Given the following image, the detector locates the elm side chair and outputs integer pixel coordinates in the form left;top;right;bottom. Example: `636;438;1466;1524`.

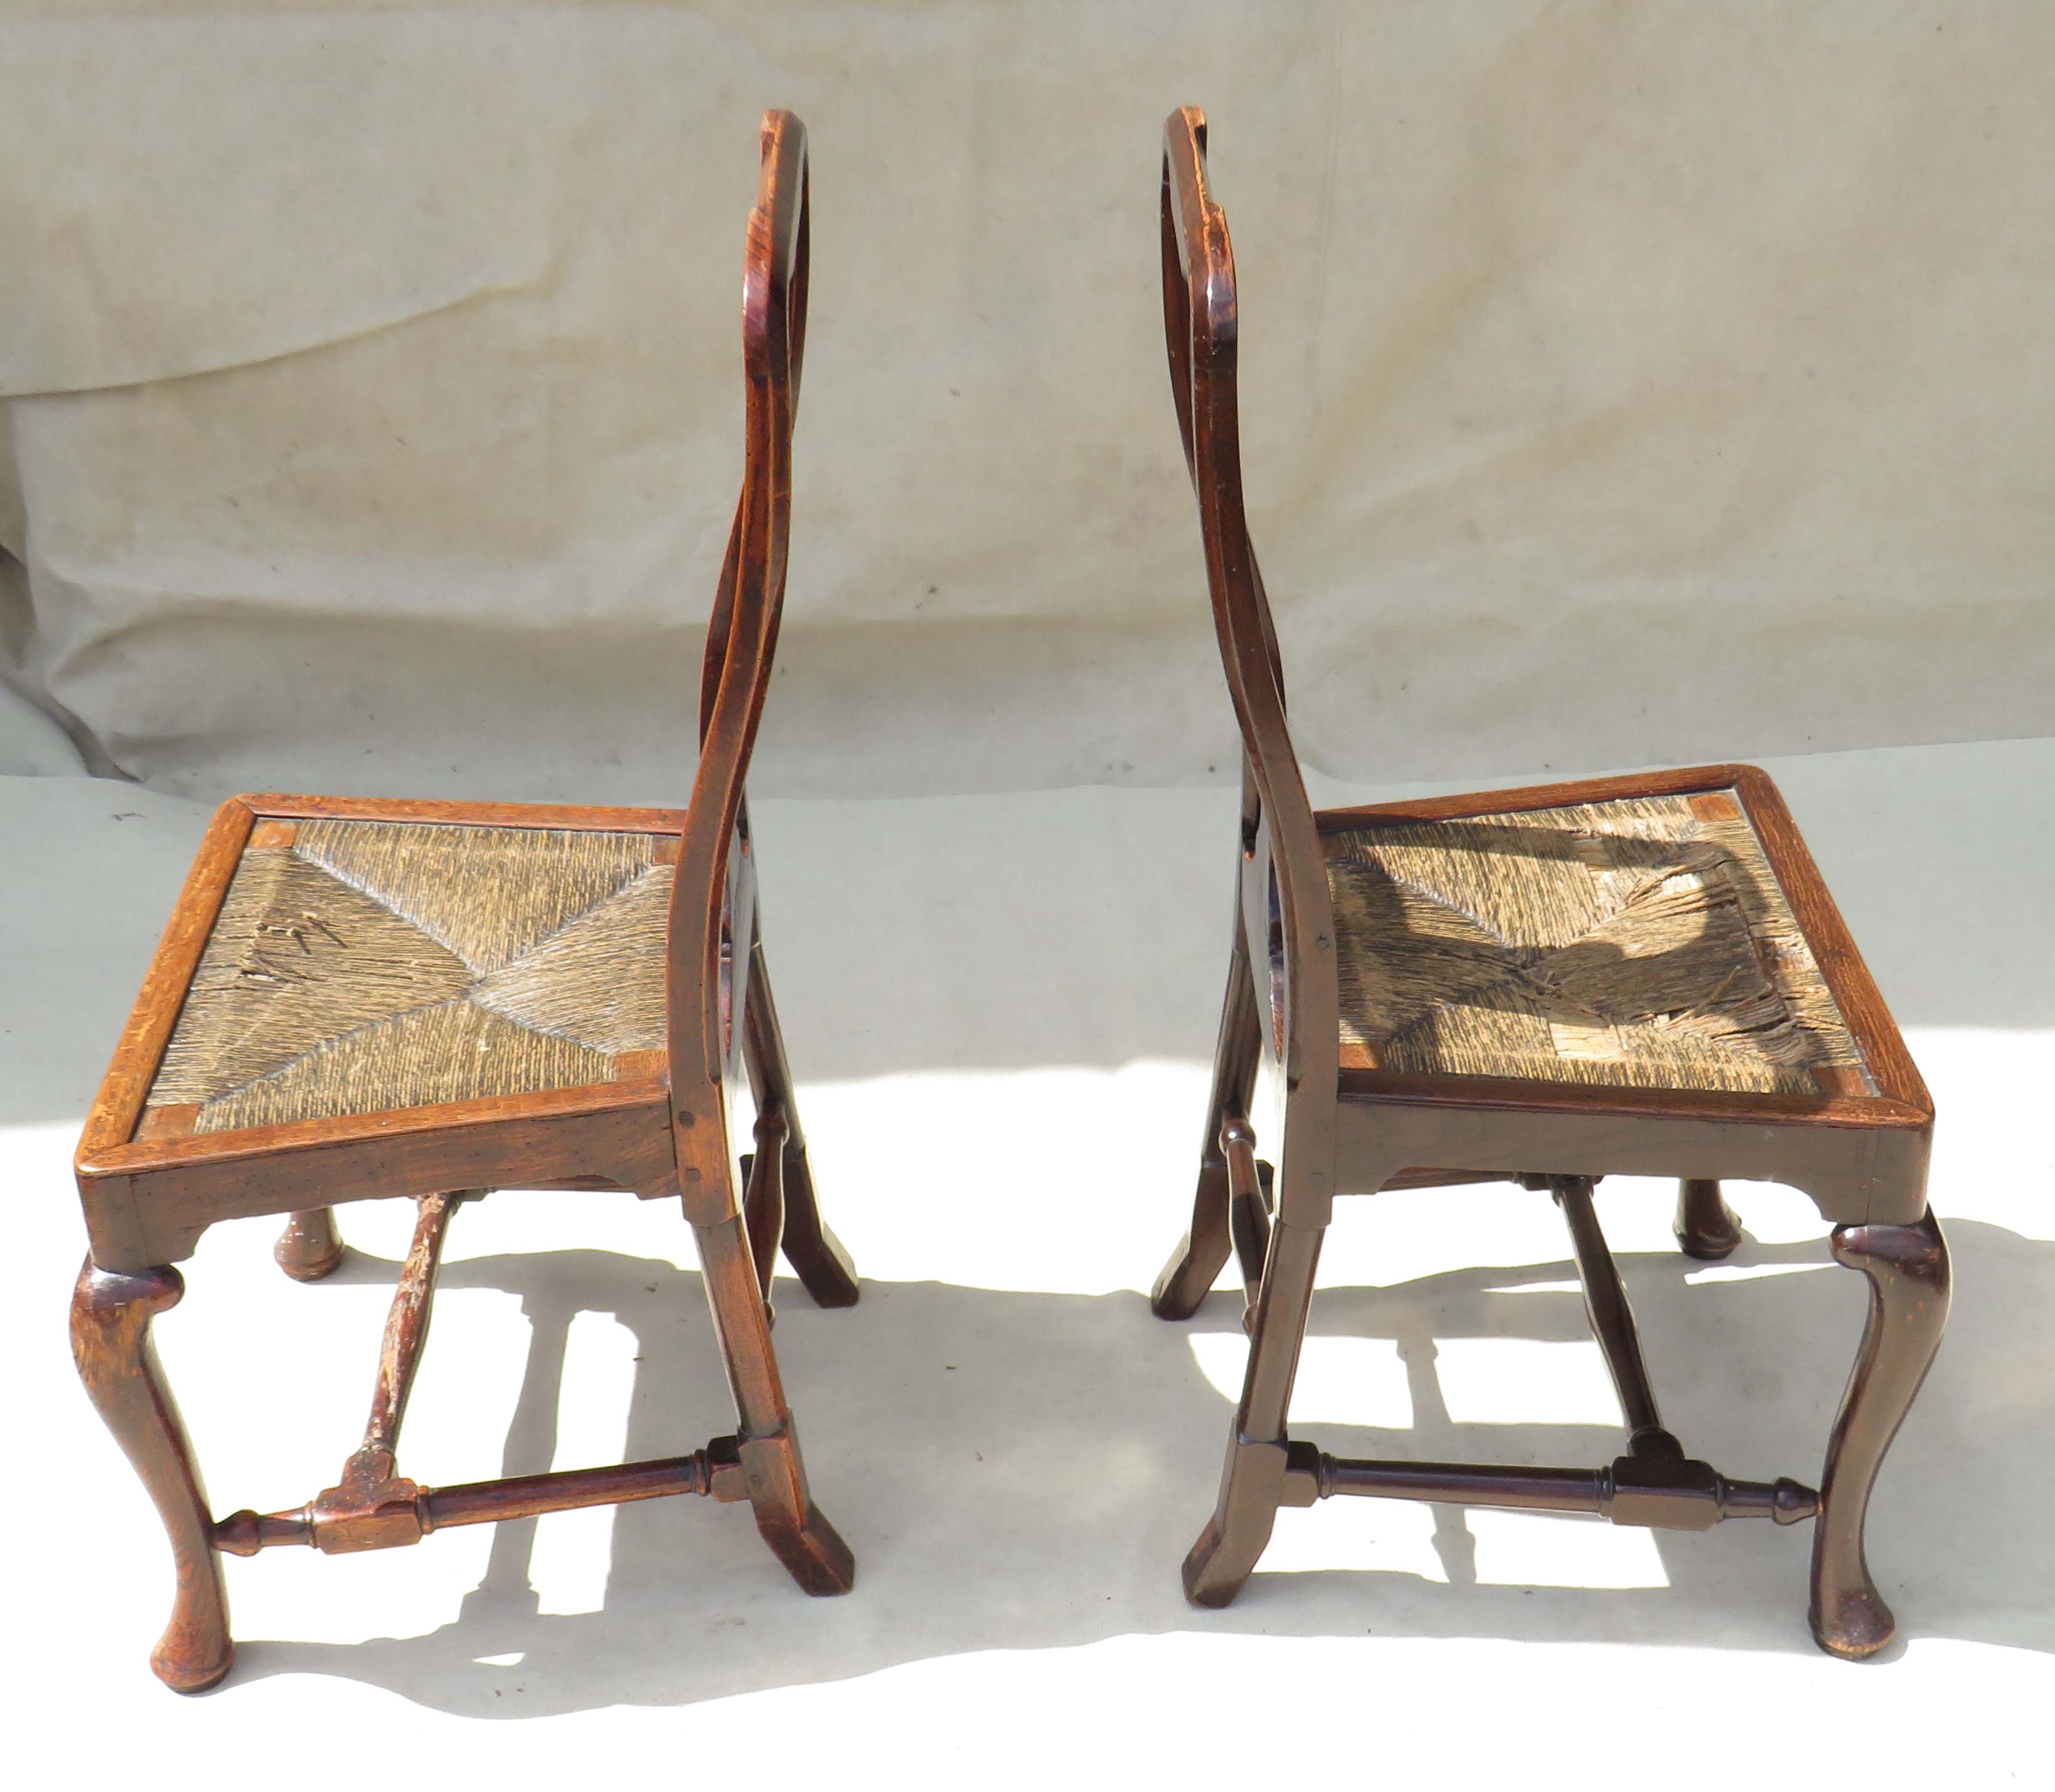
70;110;859;1694
1147;108;1948;1660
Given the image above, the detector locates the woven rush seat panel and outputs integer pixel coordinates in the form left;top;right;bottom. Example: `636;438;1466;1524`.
141;819;673;1136
1323;789;1874;1097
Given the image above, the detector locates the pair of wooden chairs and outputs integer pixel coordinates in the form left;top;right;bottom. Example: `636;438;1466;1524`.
73;108;1945;1691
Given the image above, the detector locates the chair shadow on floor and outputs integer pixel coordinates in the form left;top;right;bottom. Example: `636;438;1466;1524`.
225;1211;2055;1716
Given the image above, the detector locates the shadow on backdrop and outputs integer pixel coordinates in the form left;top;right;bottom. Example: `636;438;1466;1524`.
211;1212;2050;1716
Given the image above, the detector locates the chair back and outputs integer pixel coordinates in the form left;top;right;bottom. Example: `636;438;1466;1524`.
1161;107;1340;1147
671;110;810;1104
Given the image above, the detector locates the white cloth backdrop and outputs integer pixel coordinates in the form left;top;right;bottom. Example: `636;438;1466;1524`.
2;1;2051;803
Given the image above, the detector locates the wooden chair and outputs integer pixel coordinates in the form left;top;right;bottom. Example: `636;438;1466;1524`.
1147;107;1948;1659
70;110;859;1693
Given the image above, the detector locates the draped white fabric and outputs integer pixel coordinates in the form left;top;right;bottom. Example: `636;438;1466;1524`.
3;2;2050;800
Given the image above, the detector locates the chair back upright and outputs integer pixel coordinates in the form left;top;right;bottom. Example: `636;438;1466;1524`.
1161;107;1340;1193
671;109;810;1123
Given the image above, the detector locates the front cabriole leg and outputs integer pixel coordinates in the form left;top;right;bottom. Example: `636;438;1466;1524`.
1673;1179;1742;1262
1811;1211;1950;1659
71;1259;233;1692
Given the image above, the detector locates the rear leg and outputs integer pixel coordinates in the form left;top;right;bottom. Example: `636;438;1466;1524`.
693;1200;855;1594
743;926;858;1308
1153;921;1261;1319
1183;1206;1323;1605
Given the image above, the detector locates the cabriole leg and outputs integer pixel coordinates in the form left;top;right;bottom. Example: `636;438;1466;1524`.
692;1206;854;1594
275;1208;345;1282
1810;1211;1950;1658
1153;921;1261;1319
1674;1179;1742;1262
70;1259;233;1692
1183;1212;1323;1606
743;930;858;1309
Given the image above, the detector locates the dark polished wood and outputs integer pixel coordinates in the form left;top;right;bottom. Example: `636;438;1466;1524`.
742;1114;789;1322
1553;1177;1665;1442
1812;1212;1950;1658
1674;1178;1743;1262
1152;914;1261;1320
70;1262;233;1692
219;1448;749;1556
1148;106;1946;1657
73;110;857;1690
1222;1123;1271;1327
274;1207;345;1282
1302;1448;1817;1527
742;928;859;1307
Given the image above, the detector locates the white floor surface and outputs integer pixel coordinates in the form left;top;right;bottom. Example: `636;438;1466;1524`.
6;739;2053;1786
